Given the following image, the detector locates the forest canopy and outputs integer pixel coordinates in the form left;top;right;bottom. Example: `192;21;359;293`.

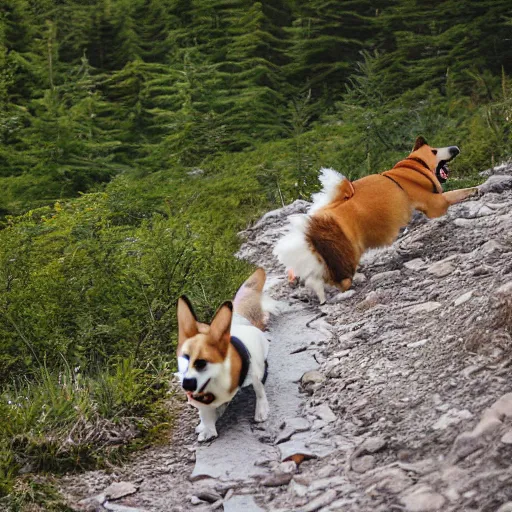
0;0;511;504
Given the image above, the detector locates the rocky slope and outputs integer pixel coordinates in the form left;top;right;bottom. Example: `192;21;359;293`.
61;166;512;512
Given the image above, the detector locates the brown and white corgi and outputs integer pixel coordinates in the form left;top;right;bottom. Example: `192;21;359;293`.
274;136;479;304
176;268;271;441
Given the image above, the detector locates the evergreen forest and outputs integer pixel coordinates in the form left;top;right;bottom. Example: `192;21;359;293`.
0;0;511;507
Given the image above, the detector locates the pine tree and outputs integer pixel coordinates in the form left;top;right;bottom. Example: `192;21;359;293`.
286;0;377;102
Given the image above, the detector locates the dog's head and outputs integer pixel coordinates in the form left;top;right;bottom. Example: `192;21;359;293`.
176;296;233;404
410;136;460;183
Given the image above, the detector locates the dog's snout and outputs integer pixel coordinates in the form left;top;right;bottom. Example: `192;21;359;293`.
182;377;197;392
450;146;460;157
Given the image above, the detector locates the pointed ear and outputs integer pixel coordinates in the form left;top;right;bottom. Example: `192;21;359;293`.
177;296;199;348
210;301;233;354
339;178;355;200
413;136;428;151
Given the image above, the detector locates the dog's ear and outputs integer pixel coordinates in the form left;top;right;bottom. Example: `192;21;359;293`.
177;296;199;348
340;178;355;200
210;301;233;356
413;136;428;151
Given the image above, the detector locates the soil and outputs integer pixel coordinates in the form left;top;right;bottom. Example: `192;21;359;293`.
59;165;512;512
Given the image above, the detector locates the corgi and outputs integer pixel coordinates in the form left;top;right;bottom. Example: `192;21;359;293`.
176;268;270;442
274;136;479;304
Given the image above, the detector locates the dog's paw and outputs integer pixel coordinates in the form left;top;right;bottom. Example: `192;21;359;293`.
198;428;218;442
254;399;269;423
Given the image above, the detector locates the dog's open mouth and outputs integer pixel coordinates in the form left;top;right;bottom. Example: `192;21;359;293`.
186;391;216;405
436;161;450;183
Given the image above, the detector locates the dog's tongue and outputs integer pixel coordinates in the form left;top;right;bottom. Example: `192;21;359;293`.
437;164;449;183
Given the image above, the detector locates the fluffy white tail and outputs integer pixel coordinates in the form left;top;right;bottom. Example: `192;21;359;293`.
309;168;347;214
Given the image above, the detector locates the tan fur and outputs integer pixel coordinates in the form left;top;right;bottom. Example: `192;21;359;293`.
233;268;267;330
177;268;268;392
308;137;478;288
177;299;233;364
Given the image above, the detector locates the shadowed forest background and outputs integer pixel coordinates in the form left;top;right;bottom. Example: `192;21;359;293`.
0;0;511;507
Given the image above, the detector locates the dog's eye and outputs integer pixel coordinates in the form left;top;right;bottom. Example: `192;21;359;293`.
194;359;207;371
181;354;190;360
432;149;438;155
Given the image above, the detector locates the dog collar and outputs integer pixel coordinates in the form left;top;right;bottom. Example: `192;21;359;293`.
230;336;251;387
392;159;441;194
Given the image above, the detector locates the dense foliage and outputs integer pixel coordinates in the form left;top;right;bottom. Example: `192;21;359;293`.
0;0;511;505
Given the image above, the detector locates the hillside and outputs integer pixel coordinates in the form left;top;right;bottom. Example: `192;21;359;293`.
56;165;512;511
1;0;512;509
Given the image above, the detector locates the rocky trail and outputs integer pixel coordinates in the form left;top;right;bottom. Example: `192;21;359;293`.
61;165;512;512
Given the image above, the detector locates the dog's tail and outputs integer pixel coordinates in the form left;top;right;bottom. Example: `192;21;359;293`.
233;268;270;330
309;168;354;214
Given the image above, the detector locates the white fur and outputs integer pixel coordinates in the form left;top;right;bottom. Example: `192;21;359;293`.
273;168;350;304
435;146;459;164
178;320;270;442
273;213;327;303
309;168;347;214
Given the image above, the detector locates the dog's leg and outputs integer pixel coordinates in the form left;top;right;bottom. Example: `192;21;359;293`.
423;187;479;218
305;276;326;305
340;278;352;292
443;187;479;205
253;376;269;422
196;406;218;441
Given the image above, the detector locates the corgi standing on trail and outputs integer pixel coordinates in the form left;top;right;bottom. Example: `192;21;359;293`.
274;136;479;304
176;268;270;442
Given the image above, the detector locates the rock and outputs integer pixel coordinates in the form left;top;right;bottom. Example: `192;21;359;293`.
276;417;311;444
313;404;337;423
359;436;387;454
454;218;479;228
195;489;222;503
353;272;367;284
432;409;473;430
404;258;426;271
451;393;512;461
370;270;401;284
302;371;326;385
223;495;265;512
334;290;356;301
365;467;413;494
407;339;429;348
301;489;337;512
289;478;309;497
501;431;512;444
478;174;512;194
496;281;512;298
77;495;106;512
103;504;144;512
407;302;441;314
351;455;375;473
400;485;446;512
261;472;293;487
491;393;512;418
307;476;345;492
356;290;380;310
427;260;455;277
453;291;473;306
103;482;138;501
476;239;504;254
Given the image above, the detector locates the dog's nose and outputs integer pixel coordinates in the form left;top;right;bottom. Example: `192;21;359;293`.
182;377;197;392
449;146;460;157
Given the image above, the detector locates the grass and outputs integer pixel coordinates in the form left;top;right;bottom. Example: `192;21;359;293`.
0;357;174;509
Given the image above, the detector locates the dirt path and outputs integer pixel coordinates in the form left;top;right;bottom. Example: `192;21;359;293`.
60;167;512;512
